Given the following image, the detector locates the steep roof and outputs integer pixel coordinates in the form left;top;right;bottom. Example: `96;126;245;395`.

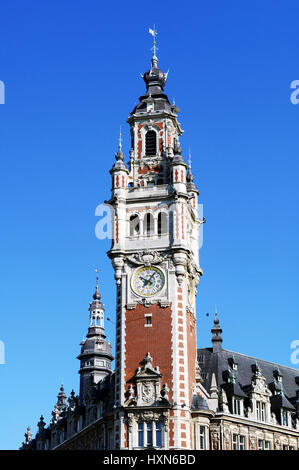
197;347;299;402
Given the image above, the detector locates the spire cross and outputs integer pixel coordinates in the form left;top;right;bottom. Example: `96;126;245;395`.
149;25;158;58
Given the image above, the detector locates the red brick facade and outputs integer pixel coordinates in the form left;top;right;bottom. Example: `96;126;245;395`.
124;302;173;399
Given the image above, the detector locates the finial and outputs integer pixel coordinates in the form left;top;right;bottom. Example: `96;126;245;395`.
174;136;182;155
214;307;219;324
115;129;125;161
211;309;223;352
119;126;122;150
144;352;153;364
93;267;101;300
186;148;195;184
149;25;158;66
24;426;32;444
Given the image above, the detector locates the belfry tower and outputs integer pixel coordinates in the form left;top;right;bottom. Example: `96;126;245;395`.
108;32;204;449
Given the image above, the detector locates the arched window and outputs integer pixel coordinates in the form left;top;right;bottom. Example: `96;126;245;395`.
129;214;140;236
144;213;154;236
145;130;157;156
158;212;168;236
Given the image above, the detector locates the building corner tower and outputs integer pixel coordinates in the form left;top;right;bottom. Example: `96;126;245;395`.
107;41;204;449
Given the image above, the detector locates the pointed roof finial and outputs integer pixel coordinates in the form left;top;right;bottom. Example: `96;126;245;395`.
211;309;223;353
149;25;158;67
119;126;122;150
186;147;196;185
57;383;67;411
115;127;125;161
93;267;101;300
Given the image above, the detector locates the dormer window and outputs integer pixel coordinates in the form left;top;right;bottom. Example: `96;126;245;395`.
281;409;289;426
232;396;243;415
273;368;283;383
256;401;266;421
228;357;238;371
145;130;157;156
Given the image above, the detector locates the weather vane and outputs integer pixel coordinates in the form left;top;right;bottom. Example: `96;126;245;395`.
149;25;158;57
188;148;192;170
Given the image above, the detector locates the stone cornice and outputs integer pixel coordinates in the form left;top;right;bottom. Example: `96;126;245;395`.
212;412;299;436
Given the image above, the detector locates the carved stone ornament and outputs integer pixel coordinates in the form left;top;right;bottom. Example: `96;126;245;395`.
224;429;230;450
131;352;164;407
126;250;169;267
51;404;60;425
142;382;155;403
211;431;219;450
249;434;256;450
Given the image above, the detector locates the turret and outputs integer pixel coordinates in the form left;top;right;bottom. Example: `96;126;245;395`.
110;129;129;196
77;271;114;405
211;312;223;353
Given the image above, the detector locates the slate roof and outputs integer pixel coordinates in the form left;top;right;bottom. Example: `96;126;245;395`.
197;347;299;404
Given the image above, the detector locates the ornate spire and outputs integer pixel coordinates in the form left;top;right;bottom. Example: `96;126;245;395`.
186;148;194;183
37;415;46;433
57;383;67;411
77;270;114;404
115;127;125;161
88;268;105;334
93;267;101;300
141;27;168;96
211;310;223;353
24;426;32;444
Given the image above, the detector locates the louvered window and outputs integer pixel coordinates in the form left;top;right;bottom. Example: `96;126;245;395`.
145;130;157;155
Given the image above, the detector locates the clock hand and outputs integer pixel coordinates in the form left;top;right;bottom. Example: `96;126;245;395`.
145;272;155;286
140;276;149;286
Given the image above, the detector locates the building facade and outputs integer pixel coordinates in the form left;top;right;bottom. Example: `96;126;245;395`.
21;45;299;451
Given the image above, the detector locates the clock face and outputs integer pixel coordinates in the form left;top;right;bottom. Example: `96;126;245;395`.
132;266;165;297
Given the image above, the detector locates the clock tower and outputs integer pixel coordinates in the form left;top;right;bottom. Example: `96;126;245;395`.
107;41;204;450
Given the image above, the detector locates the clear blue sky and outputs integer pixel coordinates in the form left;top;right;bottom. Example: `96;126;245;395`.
0;0;298;449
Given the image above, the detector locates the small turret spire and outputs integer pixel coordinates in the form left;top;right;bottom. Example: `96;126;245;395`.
186;148;195;184
57;383;67;411
77;270;114;404
211;309;223;353
93;267;101;300
115;129;125;162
